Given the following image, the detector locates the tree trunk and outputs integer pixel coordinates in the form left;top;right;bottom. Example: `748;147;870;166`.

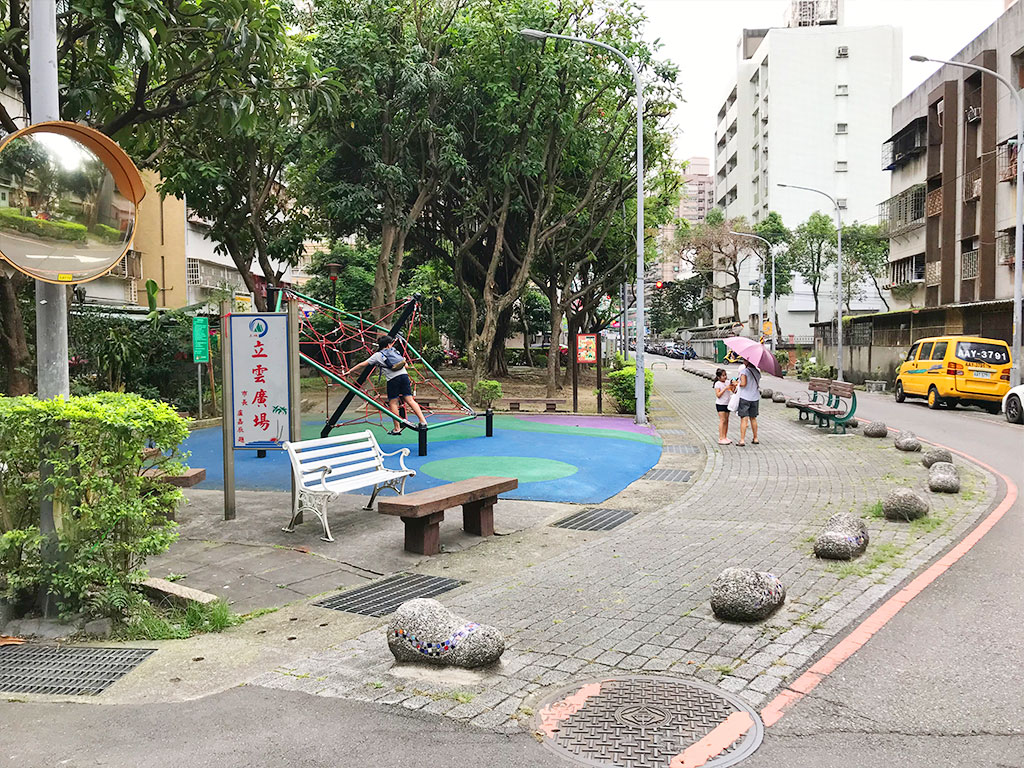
374;223;398;319
870;274;890;311
811;286;819;324
486;304;513;377
546;288;563;397
521;306;533;367
0;274;33;395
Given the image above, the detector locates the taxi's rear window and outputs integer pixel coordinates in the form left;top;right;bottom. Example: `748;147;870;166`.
955;341;1010;365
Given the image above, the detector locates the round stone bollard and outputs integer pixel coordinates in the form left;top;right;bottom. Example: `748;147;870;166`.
813;513;869;560
761;388;774;400
882;488;930;521
922;447;954;468
863;421;888;438
894;431;922;452
710;567;786;622
846;418;859;429
928;462;961;494
387;598;505;668
772;392;787;403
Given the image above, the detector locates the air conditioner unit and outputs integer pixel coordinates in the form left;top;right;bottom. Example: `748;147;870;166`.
836;46;849;58
966;105;982;123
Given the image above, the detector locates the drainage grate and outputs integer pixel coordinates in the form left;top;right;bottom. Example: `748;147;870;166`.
552;508;636;532
663;445;700;455
315;572;464;617
0;645;155;696
643;468;693;482
536;675;763;768
659;429;687;435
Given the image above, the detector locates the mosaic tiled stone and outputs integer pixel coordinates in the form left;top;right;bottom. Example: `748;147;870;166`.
863;421;888;438
883;488;929;521
387;598;504;668
710;567;785;622
813;513;869;560
928;462;961;494
894;431;922;452
922;447;953;468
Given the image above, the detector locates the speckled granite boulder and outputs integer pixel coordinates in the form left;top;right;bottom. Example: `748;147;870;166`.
813;513;869;560
710;568;786;622
928;462;961;493
846;418;859;429
922;447;953;468
760;388;774;399
772;392;787;403
863;421;888;438
894;431;922;452
387;598;504;668
882;488;930;521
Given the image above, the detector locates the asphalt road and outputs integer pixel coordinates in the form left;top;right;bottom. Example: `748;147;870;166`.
686;357;1024;768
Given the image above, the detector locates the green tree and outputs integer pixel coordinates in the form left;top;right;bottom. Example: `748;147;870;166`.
664;275;710;329
841;222;890;311
789;212;837;323
752;211;795;338
675;213;752;323
302;241;377;313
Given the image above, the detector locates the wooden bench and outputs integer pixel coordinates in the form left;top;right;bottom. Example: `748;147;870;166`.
377;476;518;555
498;398;567;412
806;380;857;434
283;430;414;542
787;377;832;421
141;466;206;488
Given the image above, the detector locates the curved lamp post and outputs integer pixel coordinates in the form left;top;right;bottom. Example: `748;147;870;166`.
778;183;844;381
520;28;647;423
730;230;775;350
911;54;1023;387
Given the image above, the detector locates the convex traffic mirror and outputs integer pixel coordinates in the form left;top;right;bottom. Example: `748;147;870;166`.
0;122;145;284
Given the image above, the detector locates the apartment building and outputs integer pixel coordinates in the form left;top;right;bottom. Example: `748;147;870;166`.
680;157;714;224
880;0;1021;343
711;0;901;337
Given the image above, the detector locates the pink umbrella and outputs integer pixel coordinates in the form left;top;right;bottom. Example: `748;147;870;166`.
724;337;781;377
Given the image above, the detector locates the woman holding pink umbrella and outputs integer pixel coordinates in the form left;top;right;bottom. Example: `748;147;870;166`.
722;336;779;446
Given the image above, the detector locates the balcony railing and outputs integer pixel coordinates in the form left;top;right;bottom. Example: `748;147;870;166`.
998;231;1015;265
926;188;943;217
963;167;981;201
925;261;941;287
998;142;1017;183
878;184;925;237
961;248;979;280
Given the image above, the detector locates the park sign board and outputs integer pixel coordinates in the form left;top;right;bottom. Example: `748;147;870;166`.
577;334;597;363
229;313;292;450
192;316;210;363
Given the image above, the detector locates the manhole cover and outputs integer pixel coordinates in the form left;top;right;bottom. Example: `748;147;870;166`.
315;572;464;617
536;676;762;768
663;445;700;455
643;468;694;483
553;508;636;532
0;645;155;696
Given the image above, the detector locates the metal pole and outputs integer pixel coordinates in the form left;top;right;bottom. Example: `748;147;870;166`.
287;300;302;517
197;364;203;420
771;248;777;353
220;301;236;521
911;56;1024;385
30;0;63;617
729;231;771;345
596;331;603;414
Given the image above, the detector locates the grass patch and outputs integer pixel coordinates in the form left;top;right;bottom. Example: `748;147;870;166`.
864;501;885;519
909;516;943;535
451;691;474;704
164;573;188;582
119;599;242;641
712;664;734;675
828;542;904;580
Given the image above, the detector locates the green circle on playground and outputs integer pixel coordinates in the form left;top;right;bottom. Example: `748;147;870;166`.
421;456;578;483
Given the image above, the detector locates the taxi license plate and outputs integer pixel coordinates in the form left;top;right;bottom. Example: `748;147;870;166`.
973;370;992;379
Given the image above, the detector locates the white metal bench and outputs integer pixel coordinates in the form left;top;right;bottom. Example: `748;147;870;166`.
282;430;415;542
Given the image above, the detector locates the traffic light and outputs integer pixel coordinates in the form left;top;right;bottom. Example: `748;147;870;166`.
655;280;664;289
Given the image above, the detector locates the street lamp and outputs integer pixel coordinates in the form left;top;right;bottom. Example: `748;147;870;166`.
521;28;648;424
911;54;1023;387
777;183;844;381
730;230;774;350
325;262;342;307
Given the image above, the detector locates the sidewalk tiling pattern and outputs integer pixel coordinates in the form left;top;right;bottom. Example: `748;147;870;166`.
252;367;997;734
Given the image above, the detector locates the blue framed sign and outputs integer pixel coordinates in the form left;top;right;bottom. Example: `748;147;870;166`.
229;313;292;450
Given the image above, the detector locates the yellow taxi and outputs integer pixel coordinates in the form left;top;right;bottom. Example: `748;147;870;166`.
894;335;1012;411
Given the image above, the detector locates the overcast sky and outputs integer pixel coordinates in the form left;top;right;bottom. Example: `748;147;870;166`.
637;0;1006;163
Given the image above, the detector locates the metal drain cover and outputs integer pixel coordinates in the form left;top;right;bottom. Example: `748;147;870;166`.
553;508;636;532
643;468;694;483
663;445;700;455
315;572;464;616
0;645;155;696
536;675;763;768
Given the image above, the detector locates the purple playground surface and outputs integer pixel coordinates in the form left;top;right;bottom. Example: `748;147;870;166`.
514;414;658;436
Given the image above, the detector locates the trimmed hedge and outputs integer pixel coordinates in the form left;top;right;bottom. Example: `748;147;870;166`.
606;366;653;414
91;223;123;244
0;207;88;242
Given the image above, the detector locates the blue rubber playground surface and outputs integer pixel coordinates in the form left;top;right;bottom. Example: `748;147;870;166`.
182;414;662;504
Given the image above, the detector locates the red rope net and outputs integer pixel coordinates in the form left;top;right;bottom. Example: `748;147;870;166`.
292;294;470;430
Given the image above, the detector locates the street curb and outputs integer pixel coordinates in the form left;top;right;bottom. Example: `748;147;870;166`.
760;428;1019;727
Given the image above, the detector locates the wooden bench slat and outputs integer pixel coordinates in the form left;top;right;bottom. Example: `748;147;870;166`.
293;442;375;463
298;449;379;473
378;476;518;518
499;398;568;404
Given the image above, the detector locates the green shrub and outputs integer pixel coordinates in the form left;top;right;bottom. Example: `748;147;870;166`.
794;355;831;381
457;356;468;368
533;353;547;369
473;379;503;408
504;348;532;366
606;366;653;414
774;350;789;372
450;381;469;399
91;223;123;244
612;352;627;371
0;207;87;242
0;393;187;617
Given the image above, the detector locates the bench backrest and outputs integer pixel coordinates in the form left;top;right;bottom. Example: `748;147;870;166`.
808;378;832;393
283;430;384;488
829;381;855;398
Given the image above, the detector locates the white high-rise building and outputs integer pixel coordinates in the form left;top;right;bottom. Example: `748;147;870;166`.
712;0;902;337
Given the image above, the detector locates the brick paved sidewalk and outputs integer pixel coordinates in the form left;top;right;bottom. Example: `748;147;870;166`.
251;367;997;734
